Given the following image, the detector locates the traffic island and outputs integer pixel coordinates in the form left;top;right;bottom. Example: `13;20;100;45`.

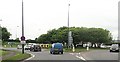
1;50;31;62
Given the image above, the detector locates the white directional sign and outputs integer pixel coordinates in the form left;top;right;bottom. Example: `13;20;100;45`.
21;41;26;44
68;31;73;47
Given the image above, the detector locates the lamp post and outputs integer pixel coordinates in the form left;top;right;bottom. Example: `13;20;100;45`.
68;1;70;48
21;0;25;54
67;1;73;49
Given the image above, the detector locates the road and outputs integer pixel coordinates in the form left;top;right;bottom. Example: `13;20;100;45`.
2;48;119;62
81;50;118;60
81;50;119;62
2;48;85;62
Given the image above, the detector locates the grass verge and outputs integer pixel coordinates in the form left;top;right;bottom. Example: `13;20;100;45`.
64;47;109;53
1;51;31;62
0;50;9;56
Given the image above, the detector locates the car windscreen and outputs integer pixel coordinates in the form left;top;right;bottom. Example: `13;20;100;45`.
111;44;118;48
53;44;62;49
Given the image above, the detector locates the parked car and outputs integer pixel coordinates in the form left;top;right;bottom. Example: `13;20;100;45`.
110;44;119;52
17;44;22;49
30;44;41;52
50;43;63;54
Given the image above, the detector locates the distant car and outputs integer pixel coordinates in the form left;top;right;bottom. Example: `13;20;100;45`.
17;45;22;49
110;44;119;52
24;43;34;50
30;44;41;52
50;43;63;54
100;44;107;48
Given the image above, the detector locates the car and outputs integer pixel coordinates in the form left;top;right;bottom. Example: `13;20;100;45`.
17;44;22;49
24;45;31;50
30;44;41;52
100;44;107;48
110;44;119;52
24;43;34;50
50;43;63;54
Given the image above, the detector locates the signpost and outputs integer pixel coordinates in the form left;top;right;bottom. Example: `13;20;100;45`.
21;36;26;44
68;31;73;48
21;0;25;54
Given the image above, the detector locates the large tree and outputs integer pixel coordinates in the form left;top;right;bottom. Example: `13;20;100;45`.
37;26;112;44
1;27;11;41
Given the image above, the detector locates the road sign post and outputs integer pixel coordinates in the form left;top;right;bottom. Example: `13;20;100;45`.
21;36;26;54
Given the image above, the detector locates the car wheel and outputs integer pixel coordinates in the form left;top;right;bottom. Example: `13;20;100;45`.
50;52;52;54
61;51;63;54
30;49;32;51
39;49;41;52
110;50;112;52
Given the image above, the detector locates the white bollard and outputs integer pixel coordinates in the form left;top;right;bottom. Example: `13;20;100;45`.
4;45;6;47
87;46;89;51
72;46;75;52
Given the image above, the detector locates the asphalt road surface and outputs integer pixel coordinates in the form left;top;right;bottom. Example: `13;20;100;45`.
2;48;85;61
81;50;119;60
2;48;119;62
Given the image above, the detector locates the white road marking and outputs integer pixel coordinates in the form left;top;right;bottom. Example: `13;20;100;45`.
76;55;86;61
69;53;86;61
25;52;35;60
69;53;74;55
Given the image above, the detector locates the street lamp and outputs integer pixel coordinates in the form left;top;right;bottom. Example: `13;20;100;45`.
21;0;26;54
68;1;73;48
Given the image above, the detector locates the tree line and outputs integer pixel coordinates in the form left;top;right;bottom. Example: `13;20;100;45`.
0;26;11;41
37;26;112;45
1;26;113;46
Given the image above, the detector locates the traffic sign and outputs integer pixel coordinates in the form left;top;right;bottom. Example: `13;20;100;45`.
21;41;26;44
21;36;25;41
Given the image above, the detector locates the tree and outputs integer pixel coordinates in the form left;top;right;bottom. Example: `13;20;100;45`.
1;27;11;41
0;26;2;40
15;38;20;42
37;26;112;45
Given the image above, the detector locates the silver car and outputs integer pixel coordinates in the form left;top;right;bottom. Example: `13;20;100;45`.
17;44;22;49
110;44;119;52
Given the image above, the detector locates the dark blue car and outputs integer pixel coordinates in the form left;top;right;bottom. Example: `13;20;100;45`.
50;43;63;54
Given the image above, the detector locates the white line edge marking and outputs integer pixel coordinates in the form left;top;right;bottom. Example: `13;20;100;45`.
25;52;35;60
76;55;86;61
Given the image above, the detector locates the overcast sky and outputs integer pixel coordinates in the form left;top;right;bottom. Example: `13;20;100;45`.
0;0;119;40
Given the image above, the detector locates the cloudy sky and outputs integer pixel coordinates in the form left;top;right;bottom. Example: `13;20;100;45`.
0;0;119;40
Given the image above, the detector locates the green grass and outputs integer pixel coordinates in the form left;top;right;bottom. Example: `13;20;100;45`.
64;48;89;53
0;50;9;56
90;47;109;50
44;47;109;53
1;51;31;62
64;47;109;53
2;45;18;48
2;42;20;48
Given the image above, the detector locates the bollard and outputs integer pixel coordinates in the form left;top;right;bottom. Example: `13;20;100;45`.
4;45;6;47
72;46;75;52
87;46;89;51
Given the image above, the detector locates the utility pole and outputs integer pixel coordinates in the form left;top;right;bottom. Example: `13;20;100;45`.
21;0;26;54
67;1;73;49
68;1;70;48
